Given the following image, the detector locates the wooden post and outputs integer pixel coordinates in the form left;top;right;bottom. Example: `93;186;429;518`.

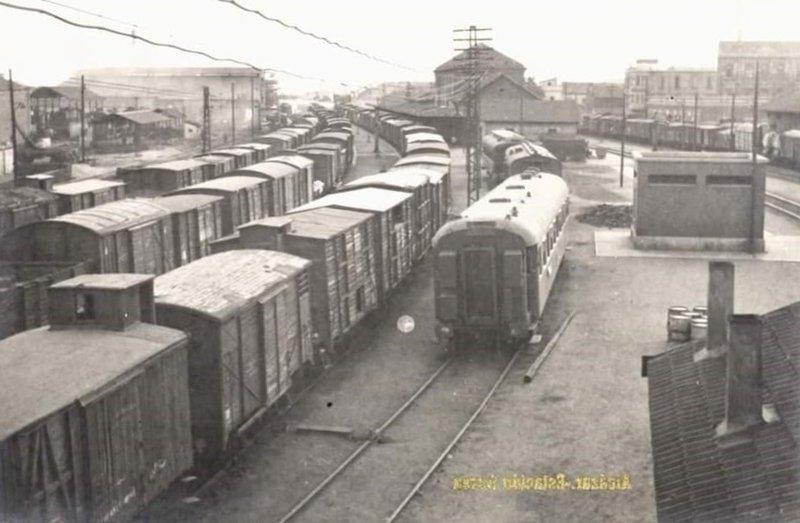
693;91;699;150
374;107;380;153
730;90;736;151
250;75;255;139
750;60;760;254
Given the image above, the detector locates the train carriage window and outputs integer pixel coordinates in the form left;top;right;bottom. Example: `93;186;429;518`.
392;206;405;223
356;287;365;313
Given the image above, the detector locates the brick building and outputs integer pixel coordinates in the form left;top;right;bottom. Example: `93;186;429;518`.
434;44;525;104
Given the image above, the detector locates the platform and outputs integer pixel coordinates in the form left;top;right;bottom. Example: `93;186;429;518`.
595;229;800;262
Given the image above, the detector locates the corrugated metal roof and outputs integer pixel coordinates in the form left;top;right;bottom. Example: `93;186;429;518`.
51;273;154;290
433;172;568;247
155;194;223;213
0;322;186;441
51;178;125;195
244;208;371;240
290;187;412;214
169;176;265;194
646;304;800;522
232;162;296;180
153;250;310;320
52;199;170;234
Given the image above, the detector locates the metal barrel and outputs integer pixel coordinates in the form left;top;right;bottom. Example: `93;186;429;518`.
690;318;708;340
692;305;708;315
668;313;692;342
667;306;689;327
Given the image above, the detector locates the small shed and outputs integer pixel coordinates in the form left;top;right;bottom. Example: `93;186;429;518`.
632;151;768;252
91;110;180;148
153;250;312;467
2;199;175;274
0;274;192;523
232;208;378;351
165;176;271;235
0;187;59;237
118;159;208;196
155;194;225;267
50;178;126;214
290;187;414;303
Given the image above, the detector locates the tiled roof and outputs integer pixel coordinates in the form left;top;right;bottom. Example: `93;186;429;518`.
30;85;102;100
646;303;800;522
435;44;525;73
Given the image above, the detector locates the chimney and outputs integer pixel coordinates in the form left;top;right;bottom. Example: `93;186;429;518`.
716;314;764;442
707;261;735;357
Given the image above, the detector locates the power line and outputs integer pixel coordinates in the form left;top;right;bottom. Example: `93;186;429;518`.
0;0;362;88
37;0;140;29
218;0;418;72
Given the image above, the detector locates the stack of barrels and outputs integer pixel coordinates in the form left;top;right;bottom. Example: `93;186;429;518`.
667;305;708;342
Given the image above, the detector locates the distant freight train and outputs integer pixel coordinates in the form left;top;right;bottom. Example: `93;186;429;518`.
578;114;800;169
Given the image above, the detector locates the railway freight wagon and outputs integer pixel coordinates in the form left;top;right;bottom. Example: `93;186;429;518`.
165;176;272;236
313;131;354;171
2;199;176;275
210;148;258;169
433;171;569;348
51;178;126;214
236;142;273;162
153;250;312;469
0;188;59;239
336;171;433;262
0;274;192;523
289;188;414;305
217;208;379;353
117;159;208;196
155;194;225;268
193;154;236;178
538;134;590;162
780;130;800;167
225;161;310;216
264;156;314;205
297;143;343;193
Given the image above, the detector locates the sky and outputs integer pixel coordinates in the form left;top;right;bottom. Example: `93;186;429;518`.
1;0;799;94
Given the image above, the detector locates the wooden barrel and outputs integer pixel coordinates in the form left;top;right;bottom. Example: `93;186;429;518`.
691;318;708;340
668;314;692;342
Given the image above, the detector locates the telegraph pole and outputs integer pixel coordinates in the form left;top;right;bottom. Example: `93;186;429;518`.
374;106;380;153
620;92;626;188
80;75;86;162
250;75;255;139
8;69;18;180
693;91;699;151
730;89;736;151
454;25;492;206
231;83;236;144
749;60;760;254
202;86;211;153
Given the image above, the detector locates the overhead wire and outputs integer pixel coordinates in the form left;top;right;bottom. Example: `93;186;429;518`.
0;0;364;88
217;0;419;72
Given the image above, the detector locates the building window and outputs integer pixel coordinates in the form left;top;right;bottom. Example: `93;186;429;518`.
707;175;752;186
649;174;697;185
706;77;713;90
75;293;95;320
674;76;681;89
660;76;665;89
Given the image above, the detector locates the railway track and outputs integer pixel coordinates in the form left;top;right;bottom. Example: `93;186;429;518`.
765;192;800;221
277;347;523;523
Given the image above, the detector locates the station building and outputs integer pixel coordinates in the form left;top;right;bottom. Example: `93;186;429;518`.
631;151;767;252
